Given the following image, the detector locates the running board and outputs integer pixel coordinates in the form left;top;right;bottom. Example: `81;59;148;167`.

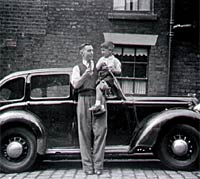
46;145;130;155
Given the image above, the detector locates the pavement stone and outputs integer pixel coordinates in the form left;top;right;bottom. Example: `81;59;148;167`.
0;160;200;179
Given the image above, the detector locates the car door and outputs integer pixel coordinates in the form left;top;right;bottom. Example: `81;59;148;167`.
27;72;78;149
106;101;136;146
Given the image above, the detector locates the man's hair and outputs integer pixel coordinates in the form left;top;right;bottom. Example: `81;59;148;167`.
79;43;92;51
101;41;115;51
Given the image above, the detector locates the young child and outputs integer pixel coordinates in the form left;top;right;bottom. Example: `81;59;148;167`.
89;41;121;114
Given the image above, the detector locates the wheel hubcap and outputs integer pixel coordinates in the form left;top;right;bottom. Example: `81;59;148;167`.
6;141;23;158
171;139;188;156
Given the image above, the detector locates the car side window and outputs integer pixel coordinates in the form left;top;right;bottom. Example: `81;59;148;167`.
0;78;25;101
30;74;70;98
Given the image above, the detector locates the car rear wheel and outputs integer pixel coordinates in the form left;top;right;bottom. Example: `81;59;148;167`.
156;124;200;170
0;127;37;173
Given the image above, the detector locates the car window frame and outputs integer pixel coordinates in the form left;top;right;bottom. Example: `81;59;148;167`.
0;76;26;102
28;72;71;100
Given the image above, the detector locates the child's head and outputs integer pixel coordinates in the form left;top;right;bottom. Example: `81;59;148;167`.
100;41;115;58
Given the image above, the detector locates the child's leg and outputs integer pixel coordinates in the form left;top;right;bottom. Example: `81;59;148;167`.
95;83;103;106
88;83;104;112
96;80;110;104
89;80;109;112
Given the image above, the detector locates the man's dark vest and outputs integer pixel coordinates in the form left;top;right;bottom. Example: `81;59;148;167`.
77;62;98;96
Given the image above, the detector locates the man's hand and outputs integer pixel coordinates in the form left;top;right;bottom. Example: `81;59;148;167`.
73;68;93;89
82;68;93;78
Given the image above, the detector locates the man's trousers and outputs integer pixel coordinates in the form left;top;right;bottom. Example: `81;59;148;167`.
77;95;107;172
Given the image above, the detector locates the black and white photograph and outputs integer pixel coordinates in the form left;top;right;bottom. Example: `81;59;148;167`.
0;0;199;178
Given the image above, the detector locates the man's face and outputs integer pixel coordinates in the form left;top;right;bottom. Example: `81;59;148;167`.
101;47;112;58
81;45;94;61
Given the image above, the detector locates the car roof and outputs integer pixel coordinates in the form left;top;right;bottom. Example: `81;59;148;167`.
0;68;73;83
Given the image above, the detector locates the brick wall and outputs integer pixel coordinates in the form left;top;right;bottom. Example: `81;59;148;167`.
0;0;48;77
0;0;111;77
0;0;47;35
170;42;200;99
170;0;200;99
0;0;199;98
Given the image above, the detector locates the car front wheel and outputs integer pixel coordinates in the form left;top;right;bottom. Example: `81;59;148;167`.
0;127;37;173
156;124;200;170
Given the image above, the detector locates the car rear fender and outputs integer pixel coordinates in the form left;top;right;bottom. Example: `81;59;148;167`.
129;109;200;153
0;110;46;155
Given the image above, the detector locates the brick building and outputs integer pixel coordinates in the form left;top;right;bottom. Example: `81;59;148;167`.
0;0;199;98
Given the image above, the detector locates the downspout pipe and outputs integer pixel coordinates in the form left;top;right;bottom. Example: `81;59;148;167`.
167;0;175;96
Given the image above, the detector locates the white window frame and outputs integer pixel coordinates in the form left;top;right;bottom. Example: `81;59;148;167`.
113;0;152;11
113;46;149;96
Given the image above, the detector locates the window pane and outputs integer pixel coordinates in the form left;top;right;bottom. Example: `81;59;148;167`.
136;48;148;62
136;55;147;62
114;54;123;61
122;55;134;62
122;63;134;77
113;0;151;11
0;78;25;100
139;0;151;11
126;0;138;10
31;74;70;98
134;80;146;94
0;88;11;100
121;79;134;94
113;0;125;10
135;64;147;78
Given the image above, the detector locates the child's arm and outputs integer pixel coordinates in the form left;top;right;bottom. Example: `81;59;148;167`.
96;58;106;71
109;58;121;75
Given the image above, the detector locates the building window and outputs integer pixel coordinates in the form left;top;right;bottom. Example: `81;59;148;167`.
114;46;148;95
113;0;151;11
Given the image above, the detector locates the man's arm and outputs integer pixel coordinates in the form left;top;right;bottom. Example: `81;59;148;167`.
71;65;92;89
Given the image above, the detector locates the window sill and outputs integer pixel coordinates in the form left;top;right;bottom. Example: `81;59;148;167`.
108;11;158;21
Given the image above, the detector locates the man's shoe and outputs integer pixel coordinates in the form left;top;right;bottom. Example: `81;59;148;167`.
85;170;94;175
95;170;102;175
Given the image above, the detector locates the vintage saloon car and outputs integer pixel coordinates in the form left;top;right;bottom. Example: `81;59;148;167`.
0;68;200;173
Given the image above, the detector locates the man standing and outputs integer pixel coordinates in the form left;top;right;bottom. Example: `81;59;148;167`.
71;43;107;175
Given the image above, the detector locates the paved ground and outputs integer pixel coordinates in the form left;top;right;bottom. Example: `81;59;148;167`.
0;159;200;179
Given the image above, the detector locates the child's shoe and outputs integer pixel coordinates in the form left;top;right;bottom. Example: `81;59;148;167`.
89;105;106;115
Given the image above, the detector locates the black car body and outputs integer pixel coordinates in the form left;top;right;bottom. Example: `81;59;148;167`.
0;68;200;173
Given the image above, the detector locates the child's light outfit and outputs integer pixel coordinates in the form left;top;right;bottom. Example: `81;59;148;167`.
89;55;121;115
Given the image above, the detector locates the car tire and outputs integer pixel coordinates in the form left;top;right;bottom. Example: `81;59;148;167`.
0;127;37;173
156;124;200;170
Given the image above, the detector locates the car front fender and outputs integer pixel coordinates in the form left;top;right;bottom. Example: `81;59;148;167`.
0;110;47;155
129;109;200;153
